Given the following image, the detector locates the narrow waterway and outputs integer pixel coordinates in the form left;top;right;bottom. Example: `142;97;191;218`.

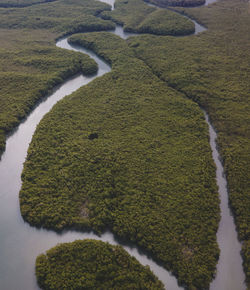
0;0;246;289
138;1;245;288
204;112;245;290
104;0;245;287
143;1;207;34
0;36;182;290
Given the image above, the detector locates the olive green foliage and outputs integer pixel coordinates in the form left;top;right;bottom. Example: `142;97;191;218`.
128;0;250;285
0;0;114;157
145;0;205;8
138;9;194;35
36;239;164;290
101;0;194;35
101;0;155;27
243;240;250;289
0;0;115;34
0;30;97;156
21;32;220;289
0;0;56;8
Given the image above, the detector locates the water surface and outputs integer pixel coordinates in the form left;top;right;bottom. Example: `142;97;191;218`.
204;112;245;290
0;37;181;290
100;1;246;289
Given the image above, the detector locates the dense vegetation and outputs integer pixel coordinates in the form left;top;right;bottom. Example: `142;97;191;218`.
128;0;250;286
20;31;220;289
0;30;98;155
0;0;197;157
0;0;114;34
0;0;115;157
144;0;205;8
138;9;194;35
101;0;194;36
36;239;164;289
0;0;56;8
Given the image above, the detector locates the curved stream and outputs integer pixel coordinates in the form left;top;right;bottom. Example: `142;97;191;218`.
0;30;181;290
0;0;246;289
205;112;245;290
98;2;246;289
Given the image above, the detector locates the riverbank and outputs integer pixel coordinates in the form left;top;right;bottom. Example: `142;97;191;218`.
129;0;249;286
21;29;220;290
0;0;114;159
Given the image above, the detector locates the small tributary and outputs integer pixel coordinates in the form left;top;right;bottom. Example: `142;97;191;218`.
205;112;245;290
0;0;246;289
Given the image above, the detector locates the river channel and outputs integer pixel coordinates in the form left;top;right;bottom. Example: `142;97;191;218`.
0;0;246;289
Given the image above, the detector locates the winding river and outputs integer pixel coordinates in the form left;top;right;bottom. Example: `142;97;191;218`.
0;0;246;289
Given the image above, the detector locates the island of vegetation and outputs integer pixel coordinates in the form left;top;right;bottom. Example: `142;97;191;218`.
18;1;249;289
101;0;195;35
0;0;193;157
36;239;164;289
20;30;220;289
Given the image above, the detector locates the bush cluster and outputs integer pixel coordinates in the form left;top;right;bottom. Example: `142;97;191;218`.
36;239;164;289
